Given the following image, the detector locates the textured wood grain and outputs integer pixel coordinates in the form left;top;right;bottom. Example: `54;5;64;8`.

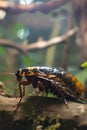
0;95;87;130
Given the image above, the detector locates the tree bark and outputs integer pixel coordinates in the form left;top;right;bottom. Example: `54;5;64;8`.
0;94;87;130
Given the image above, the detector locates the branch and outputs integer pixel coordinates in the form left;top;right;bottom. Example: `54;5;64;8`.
27;27;78;51
0;0;69;14
0;95;87;129
0;28;78;54
0;39;27;54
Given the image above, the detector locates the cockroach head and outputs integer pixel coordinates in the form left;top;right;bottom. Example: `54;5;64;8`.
15;69;22;81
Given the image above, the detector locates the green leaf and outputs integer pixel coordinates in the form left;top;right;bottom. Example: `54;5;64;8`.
81;62;87;68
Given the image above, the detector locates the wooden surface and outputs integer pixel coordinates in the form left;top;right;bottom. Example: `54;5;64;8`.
0;95;87;130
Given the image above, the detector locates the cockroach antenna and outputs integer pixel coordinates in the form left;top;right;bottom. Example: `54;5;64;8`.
0;72;15;75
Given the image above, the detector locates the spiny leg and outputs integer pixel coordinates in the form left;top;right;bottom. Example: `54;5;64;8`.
52;82;69;108
14;81;29;114
12;84;24;115
37;80;48;97
33;80;49;114
56;89;69;108
17;84;25;106
58;88;69;108
36;77;69;108
17;80;29;106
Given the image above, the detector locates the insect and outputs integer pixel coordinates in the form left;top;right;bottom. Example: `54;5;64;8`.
15;66;85;107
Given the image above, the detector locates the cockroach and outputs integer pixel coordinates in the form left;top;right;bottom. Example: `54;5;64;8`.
15;66;85;108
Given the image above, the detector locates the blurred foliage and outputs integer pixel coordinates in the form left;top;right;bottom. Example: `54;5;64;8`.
75;69;87;86
11;23;27;41
0;46;4;54
0;47;7;71
0;23;29;41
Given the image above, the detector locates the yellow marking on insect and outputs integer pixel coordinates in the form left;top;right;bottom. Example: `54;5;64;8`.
19;69;24;76
76;82;85;94
27;66;40;71
71;75;85;94
26;72;35;76
47;74;62;82
47;74;57;78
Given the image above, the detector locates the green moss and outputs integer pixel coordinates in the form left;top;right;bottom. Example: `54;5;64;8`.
33;115;61;130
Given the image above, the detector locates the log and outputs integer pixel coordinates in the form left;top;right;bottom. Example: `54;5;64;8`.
0;94;87;130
